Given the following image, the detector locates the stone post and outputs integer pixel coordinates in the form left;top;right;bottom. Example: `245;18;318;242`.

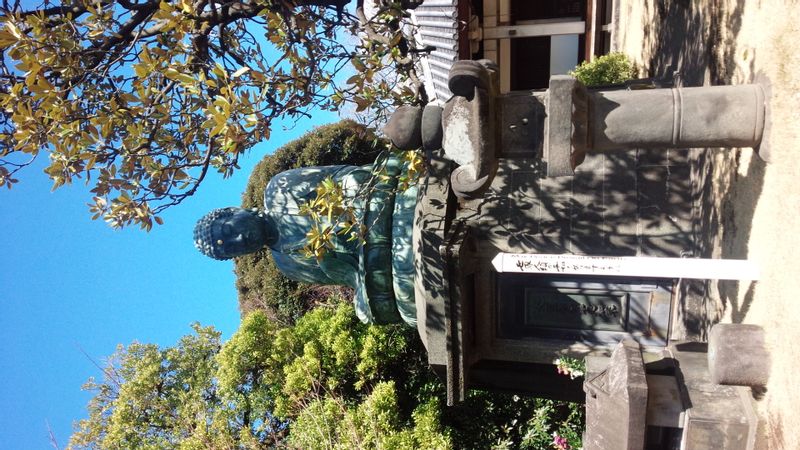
548;75;767;176
583;339;648;450
384;59;769;186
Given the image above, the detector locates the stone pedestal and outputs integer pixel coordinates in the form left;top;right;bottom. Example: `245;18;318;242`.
396;59;769;418
584;339;762;450
584;339;648;450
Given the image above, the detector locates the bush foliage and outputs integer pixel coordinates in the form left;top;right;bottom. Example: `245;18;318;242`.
570;52;637;86
234;120;384;321
70;300;584;449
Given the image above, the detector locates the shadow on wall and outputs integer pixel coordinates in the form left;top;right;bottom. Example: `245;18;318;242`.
639;0;766;329
640;0;748;86
454;148;696;260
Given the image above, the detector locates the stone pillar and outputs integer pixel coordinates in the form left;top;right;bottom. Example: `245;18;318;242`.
588;85;765;152
549;75;768;176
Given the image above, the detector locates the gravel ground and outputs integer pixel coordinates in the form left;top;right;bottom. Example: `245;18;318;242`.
615;1;800;448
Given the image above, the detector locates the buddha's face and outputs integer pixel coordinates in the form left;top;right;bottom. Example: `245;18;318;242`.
210;208;271;258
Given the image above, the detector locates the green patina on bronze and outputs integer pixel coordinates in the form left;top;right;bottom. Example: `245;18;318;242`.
194;153;418;326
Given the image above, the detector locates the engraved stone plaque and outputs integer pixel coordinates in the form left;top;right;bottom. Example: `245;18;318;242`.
496;273;671;346
523;288;627;332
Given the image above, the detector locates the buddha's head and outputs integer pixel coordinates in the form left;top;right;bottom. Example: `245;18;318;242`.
193;207;278;260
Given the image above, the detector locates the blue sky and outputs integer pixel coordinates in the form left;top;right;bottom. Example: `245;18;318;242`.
0;110;336;448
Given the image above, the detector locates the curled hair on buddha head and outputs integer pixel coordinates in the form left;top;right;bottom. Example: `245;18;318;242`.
193;207;239;260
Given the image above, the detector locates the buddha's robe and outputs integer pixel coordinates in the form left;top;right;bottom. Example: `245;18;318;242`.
262;155;417;326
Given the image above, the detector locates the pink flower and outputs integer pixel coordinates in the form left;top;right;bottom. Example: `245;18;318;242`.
552;432;570;450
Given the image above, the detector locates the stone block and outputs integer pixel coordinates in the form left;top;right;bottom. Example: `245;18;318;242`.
636;147;669;166
498;92;546;157
645;374;684;428
421;104;443;151
385;105;423;150
670;342;759;450
708;324;770;387
636;148;692;167
535;196;572;238
636;165;695;257
545;76;581;177
584;339;648;450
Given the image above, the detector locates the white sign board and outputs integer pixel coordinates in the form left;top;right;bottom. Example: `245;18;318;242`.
491;253;759;281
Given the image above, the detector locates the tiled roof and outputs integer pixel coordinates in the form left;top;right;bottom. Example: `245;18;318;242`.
410;0;460;105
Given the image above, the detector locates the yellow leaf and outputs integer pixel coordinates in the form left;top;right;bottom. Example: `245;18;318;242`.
179;0;193;14
231;67;250;78
0;29;18;48
173;71;195;85
139;46;152;65
351;57;366;72
133;64;148;79
4;22;21;39
209;123;226;137
163;67;181;81
120;93;139;103
353;97;371;112
212;63;226;79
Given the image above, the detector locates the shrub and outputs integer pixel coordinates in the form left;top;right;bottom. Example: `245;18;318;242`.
288;382;453;450
570;52;636;86
234;120;385;321
442;391;583;450
71;299;585;449
519;400;584;450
